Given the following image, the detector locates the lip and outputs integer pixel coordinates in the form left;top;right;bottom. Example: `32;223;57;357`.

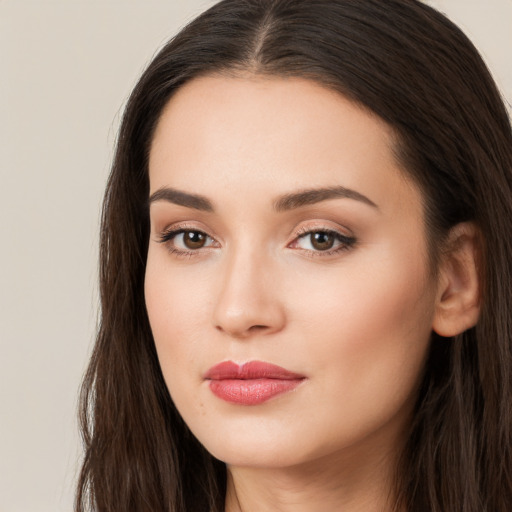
204;361;306;405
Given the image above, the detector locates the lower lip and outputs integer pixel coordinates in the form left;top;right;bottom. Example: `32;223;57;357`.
209;378;303;405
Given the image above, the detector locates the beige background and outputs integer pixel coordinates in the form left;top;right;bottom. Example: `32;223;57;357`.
0;1;510;511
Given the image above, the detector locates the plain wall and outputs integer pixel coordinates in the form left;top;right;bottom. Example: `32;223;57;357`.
0;1;510;511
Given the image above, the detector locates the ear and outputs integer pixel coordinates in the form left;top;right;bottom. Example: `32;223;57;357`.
432;222;481;337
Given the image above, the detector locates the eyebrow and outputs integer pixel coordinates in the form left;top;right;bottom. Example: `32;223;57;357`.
148;185;378;212
273;186;378;211
148;187;214;212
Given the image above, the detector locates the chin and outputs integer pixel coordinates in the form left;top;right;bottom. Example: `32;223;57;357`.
184;413;308;468
206;438;312;469
187;414;341;471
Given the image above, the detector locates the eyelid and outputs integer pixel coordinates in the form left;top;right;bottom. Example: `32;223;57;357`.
294;223;353;238
158;228;215;245
156;222;220;257
291;219;354;241
156;221;217;240
287;221;357;256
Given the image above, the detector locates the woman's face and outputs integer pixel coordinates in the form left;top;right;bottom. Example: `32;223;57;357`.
145;75;439;469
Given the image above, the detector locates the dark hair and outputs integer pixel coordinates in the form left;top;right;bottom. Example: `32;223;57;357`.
76;1;512;510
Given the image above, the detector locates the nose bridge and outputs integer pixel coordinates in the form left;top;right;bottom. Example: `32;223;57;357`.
212;239;284;338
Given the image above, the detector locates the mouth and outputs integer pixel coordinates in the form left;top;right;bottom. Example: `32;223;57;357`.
204;360;306;405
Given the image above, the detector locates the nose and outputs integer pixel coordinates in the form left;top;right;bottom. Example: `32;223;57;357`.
212;247;286;339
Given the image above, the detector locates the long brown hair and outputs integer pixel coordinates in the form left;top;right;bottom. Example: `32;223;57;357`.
76;1;512;510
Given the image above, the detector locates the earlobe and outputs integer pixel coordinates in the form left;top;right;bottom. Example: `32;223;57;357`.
432;222;482;337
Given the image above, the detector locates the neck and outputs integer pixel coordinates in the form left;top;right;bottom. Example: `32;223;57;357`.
224;444;401;512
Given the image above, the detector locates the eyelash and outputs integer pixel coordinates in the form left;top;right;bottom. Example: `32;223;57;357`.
293;227;357;257
157;225;356;259
157;224;217;259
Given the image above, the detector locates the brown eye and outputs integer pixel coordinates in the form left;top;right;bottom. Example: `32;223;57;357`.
310;232;335;251
291;228;356;254
158;228;216;254
183;230;207;249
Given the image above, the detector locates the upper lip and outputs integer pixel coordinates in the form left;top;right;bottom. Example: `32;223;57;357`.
204;360;305;380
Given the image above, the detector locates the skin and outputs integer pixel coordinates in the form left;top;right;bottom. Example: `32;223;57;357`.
145;75;443;512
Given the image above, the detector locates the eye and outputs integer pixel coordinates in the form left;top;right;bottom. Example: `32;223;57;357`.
291;229;356;254
177;230;211;250
158;228;217;252
304;231;336;251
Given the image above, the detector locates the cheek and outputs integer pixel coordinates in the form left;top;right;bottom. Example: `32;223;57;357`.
316;266;432;351
144;251;211;393
291;247;435;413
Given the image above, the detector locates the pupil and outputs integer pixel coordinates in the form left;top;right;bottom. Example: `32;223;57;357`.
184;231;206;249
312;232;334;250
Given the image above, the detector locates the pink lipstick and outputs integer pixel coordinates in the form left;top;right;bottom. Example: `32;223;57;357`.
204;361;305;405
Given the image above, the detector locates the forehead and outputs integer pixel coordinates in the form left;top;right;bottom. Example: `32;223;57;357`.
148;74;421;218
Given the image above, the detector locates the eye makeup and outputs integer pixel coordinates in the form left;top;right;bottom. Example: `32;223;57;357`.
156;221;357;260
290;227;356;257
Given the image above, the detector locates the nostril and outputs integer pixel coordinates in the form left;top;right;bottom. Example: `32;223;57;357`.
249;325;268;331
215;323;270;337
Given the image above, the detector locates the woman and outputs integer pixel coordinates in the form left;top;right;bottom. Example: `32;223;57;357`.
76;1;512;511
